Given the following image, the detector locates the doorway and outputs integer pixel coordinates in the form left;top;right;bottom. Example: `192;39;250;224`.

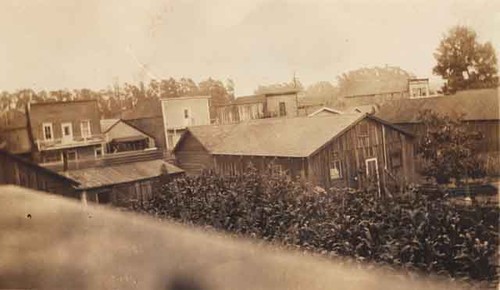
365;157;381;197
61;122;73;143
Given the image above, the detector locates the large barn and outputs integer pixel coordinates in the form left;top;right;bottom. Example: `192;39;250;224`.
173;113;415;193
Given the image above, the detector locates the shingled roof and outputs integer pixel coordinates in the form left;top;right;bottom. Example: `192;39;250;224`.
375;87;499;123
176;114;411;158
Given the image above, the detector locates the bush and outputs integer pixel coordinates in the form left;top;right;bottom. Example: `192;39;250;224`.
131;167;499;285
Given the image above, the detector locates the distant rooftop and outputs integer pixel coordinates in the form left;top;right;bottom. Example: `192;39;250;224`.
375;87;499;123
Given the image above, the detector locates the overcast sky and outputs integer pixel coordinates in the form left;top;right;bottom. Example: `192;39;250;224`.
0;0;498;95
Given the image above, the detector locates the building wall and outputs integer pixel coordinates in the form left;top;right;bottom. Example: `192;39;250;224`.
125;117;166;150
341;91;408;108
238;103;265;121
174;132;214;175
307;118;415;191
161;97;210;130
215;105;240;124
214;155;307;179
106;121;155;148
266;94;298;118
37;144;103;167
82;178;158;207
0;150;78;198
161;97;211;150
29;100;101;142
0;127;32;154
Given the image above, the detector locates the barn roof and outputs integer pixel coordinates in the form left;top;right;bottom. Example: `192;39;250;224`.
177;114;411;158
61;159;184;190
375;87;499;123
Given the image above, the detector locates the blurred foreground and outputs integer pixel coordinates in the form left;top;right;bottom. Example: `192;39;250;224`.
0;185;477;289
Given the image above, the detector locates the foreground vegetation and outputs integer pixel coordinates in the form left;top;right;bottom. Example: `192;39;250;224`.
131;168;498;286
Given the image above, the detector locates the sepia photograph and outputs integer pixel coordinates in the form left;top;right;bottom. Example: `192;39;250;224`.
0;0;498;289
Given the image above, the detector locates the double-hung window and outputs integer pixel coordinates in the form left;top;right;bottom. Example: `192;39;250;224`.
81;120;91;138
42;123;53;141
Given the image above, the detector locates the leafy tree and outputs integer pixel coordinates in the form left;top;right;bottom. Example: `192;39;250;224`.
159;78;180;99
433;26;498;94
178;78;199;97
337;66;413;97
254;79;303;95
304;81;339;105
417;109;485;185
199;77;232;119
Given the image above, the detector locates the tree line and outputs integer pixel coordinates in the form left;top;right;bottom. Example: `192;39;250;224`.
0;77;235;118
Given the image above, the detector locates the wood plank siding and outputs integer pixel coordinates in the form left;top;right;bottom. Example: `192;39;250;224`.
174;132;214;175
0;149;78;198
174;115;415;191
307;118;414;189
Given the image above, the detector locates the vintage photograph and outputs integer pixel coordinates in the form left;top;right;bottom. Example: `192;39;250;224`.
0;0;498;289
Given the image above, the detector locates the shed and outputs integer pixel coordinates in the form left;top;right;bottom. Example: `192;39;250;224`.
174;114;415;193
61;159;184;206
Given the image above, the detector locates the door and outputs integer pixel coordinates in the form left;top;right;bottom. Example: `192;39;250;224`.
61;122;73;143
365;158;381;197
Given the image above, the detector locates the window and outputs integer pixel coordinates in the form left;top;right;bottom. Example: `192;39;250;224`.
279;102;287;117
95;146;103;158
42;123;53;141
66;150;77;161
330;153;343;180
184;108;189;119
80;120;91;138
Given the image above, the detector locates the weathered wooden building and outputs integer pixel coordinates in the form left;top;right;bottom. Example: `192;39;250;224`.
1;147;184;206
60;153;184;206
27;99;106;165
174;114;415;192
0;109;32;158
0;149;79;198
375;87;500;175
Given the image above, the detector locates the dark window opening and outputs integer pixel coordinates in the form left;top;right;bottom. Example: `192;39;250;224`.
279;102;286;117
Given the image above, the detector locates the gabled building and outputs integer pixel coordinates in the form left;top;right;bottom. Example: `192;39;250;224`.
27;100;106;166
173;114;415;193
121;98;167;150
160;96;211;151
215;90;299;124
100;119;156;153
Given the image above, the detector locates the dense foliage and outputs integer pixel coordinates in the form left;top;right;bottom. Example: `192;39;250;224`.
132;168;498;285
433;26;498;94
0;77;234;118
417;109;486;185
